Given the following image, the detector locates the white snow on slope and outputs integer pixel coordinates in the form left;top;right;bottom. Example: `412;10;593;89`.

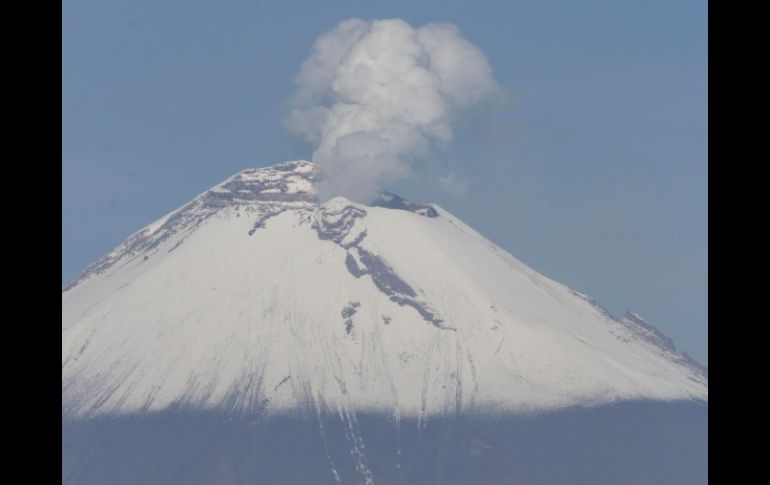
62;161;707;420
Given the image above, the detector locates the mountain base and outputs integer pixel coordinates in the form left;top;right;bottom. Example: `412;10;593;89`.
62;400;707;485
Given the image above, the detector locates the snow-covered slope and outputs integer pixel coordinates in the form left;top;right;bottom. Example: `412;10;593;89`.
62;160;707;421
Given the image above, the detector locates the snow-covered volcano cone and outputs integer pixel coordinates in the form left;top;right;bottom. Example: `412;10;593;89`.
62;160;707;485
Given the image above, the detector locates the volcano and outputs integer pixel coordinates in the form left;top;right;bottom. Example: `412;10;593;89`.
62;160;707;484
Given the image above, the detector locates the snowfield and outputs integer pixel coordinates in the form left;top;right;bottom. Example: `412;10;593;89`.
62;160;707;421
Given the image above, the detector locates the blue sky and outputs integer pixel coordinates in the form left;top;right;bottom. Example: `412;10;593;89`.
62;0;707;363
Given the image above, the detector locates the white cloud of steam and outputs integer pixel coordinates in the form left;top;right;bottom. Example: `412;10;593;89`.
439;173;468;196
287;18;499;202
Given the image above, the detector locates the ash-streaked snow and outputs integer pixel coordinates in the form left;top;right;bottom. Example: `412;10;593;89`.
62;160;706;421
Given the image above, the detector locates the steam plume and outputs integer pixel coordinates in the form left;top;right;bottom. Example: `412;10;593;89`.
287;18;499;201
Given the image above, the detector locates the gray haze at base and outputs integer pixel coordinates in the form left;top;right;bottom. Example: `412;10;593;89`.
63;400;707;485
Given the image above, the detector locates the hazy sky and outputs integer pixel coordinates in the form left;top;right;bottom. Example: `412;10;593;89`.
62;0;707;363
